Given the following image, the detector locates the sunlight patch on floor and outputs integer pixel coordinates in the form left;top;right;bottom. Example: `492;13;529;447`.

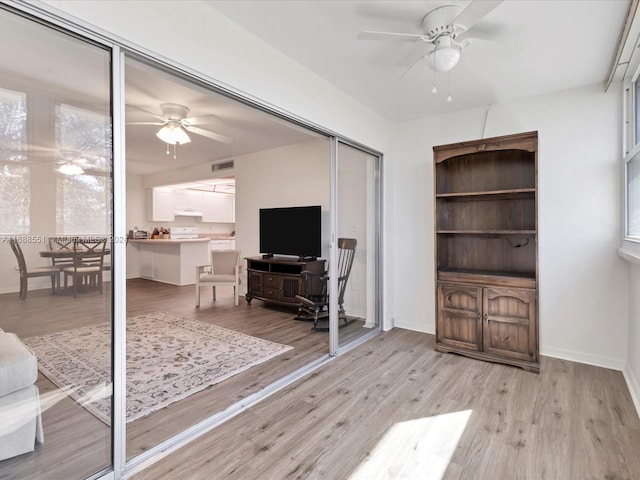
349;409;472;480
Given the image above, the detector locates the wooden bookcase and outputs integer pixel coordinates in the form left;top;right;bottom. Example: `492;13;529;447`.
245;256;326;307
433;131;539;373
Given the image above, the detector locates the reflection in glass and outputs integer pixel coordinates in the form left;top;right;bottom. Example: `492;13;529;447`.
0;8;113;480
628;152;640;238
337;142;380;347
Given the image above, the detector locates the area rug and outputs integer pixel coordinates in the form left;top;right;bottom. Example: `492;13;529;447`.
23;312;293;425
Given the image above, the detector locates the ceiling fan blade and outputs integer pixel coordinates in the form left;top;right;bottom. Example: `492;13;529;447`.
183;113;221;126
397;53;429;82
125;104;165;121
183;125;234;144
357;30;429;43
126;121;165;126
452;0;503;31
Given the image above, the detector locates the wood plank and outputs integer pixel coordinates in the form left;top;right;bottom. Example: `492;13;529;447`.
132;330;640;480
0;278;370;478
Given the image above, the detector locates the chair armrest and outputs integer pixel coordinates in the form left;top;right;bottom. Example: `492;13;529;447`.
196;264;212;274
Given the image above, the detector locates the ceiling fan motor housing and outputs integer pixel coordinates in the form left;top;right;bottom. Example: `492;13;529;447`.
422;5;464;40
160;103;190;121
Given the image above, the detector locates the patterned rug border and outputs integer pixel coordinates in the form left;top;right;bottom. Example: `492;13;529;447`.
23;312;293;425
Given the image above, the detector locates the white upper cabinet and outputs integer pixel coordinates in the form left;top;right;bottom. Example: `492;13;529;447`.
201;192;235;223
148;188;234;223
147;188;174;222
173;189;202;214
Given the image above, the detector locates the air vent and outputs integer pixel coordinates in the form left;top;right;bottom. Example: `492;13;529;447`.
212;160;234;172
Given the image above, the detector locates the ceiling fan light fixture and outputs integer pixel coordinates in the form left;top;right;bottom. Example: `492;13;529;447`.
58;162;84;176
156;121;191;145
427;44;461;73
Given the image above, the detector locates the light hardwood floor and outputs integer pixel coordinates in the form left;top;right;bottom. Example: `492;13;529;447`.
2;281;639;479
132;330;640;480
0;279;367;480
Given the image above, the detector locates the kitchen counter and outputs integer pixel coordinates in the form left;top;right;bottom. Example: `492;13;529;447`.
198;235;235;240
127;238;209;285
129;238;210;244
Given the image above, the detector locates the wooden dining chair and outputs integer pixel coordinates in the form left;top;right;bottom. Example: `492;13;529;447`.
61;237;108;298
47;236;76;286
9;238;59;300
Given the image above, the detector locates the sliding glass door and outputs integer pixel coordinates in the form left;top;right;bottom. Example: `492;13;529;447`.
0;5;383;479
0;7;114;480
334;141;381;348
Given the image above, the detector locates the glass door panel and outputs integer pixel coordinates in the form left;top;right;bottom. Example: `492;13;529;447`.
336;142;381;348
123;54;332;461
0;8;113;479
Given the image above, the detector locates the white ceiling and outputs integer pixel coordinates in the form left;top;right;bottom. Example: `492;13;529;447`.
206;0;630;123
125;58;323;176
2;1;630;178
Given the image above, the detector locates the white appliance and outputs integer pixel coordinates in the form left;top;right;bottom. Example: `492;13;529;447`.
169;226;199;239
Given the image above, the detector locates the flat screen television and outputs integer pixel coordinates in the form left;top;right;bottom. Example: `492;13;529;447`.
259;205;321;259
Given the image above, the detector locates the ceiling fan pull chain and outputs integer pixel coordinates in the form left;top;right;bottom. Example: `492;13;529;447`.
447;70;453;102
165;142;170;156
173;143;177;160
432;50;438;93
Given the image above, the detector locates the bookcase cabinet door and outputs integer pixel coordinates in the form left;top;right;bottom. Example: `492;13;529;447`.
437;283;482;351
483;287;537;362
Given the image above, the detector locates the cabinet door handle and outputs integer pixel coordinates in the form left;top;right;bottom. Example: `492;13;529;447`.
483;313;488;321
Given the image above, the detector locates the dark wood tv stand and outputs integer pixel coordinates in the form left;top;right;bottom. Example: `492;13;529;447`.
245;256;325;307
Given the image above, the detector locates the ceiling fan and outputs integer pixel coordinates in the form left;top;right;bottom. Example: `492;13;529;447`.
2;146;107;175
127;103;234;158
358;1;504;77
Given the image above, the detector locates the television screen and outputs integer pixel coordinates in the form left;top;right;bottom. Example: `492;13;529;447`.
260;205;321;258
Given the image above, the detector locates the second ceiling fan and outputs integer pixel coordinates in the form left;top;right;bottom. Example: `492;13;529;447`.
127;103;234;158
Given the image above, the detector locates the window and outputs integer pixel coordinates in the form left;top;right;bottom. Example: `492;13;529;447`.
0;87;29;234
55;104;111;234
627;151;640;239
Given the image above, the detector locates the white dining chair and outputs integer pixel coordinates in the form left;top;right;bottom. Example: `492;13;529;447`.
195;250;242;307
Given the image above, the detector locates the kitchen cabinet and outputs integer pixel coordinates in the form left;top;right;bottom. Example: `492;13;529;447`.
173;189;202;213
209;239;236;251
129;239;209;285
147;188;174;222
138;243;154;278
147;188;234;224
201;192;235;223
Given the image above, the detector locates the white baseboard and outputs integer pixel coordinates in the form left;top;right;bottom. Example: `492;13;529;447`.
623;363;640;420
540;345;626;371
393;319;434;335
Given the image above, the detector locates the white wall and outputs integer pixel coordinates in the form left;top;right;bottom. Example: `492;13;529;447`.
36;1;632;369
40;0;394;326
626;261;640;414
234;139;331;293
393;83;629;369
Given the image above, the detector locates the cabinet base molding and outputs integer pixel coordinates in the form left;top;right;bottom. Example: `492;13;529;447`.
435;343;540;373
